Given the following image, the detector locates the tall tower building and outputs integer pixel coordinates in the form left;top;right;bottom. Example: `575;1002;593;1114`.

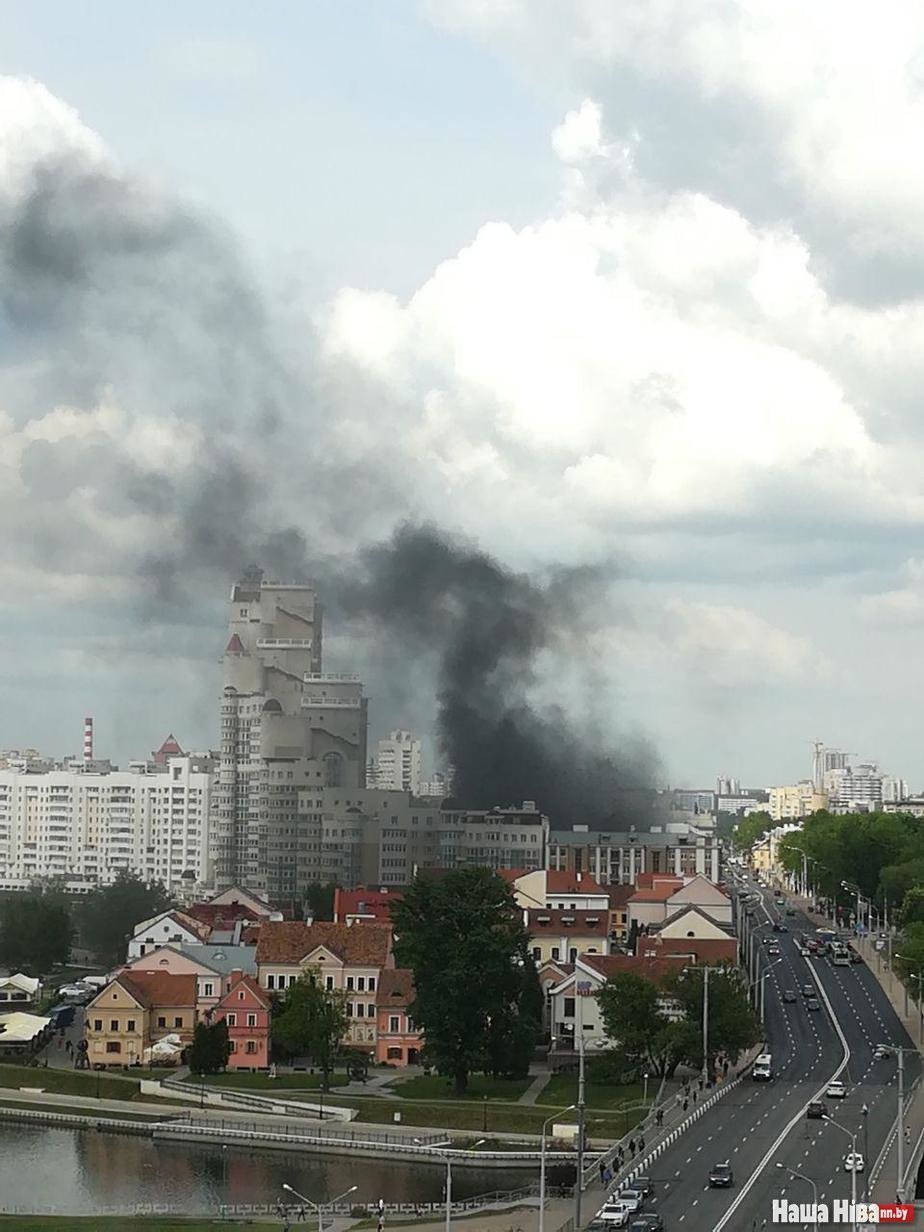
210;571;368;896
371;730;423;795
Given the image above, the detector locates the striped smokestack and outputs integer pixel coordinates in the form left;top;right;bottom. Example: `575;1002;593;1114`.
83;716;93;764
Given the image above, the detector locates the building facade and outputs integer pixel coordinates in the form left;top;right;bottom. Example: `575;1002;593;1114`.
375;969;422;1066
547;826;721;885
767;783;828;821
0;755;212;893
369;731;423;795
212;972;271;1069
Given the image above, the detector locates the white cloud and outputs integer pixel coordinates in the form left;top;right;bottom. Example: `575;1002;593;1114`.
551;99;605;163
0;76;107;203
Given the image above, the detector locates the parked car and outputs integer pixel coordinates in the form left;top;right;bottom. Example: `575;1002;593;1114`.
873;1044;892;1059
806;998;822;1012
807;1101;826;1119
783;989;797;1003
616;1188;643;1214
597;1200;631;1227
802;984;815;997
628;1217;664;1232
826;1080;846;1098
632;1177;653;1198
844;1152;865;1172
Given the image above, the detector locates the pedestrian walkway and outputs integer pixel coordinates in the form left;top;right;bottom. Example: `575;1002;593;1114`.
518;1070;552;1105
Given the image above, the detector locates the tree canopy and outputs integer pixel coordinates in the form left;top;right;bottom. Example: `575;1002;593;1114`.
732;811;774;851
188;1019;231;1075
0;892;72;974
392;868;542;1094
597;964;760;1078
272;972;348;1086
78;872;171;967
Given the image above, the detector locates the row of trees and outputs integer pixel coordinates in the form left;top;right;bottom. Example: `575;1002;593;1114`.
0;872;171;973
597;966;760;1078
776;809;924;916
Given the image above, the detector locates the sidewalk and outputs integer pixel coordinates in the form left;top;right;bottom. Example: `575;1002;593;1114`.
518;1071;552;1105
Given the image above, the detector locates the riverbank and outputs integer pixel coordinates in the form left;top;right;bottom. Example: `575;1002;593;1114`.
0;1220;282;1231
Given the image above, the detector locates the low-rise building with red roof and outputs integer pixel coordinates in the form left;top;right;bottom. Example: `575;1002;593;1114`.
84;970;198;1068
211;971;272;1069
375;969;422;1066
526;907;610;965
333;886;402;925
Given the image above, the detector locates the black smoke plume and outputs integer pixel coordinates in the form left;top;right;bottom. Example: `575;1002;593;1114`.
331;523;659;828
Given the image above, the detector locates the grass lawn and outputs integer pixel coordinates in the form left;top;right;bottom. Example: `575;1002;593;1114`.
536;1074;645;1111
0;1065;141;1102
199;1071;348;1090
392;1073;532;1102
335;1093;628;1139
0;1220;279;1231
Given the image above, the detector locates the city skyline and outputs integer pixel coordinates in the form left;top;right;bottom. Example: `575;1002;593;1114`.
6;6;924;786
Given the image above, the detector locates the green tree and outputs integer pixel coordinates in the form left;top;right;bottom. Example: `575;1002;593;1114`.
901;885;924;927
272;972;348;1087
0;893;72;973
78;872;171;967
671;966;761;1074
303;882;336;922
188;1019;231;1075
596;971;688;1077
392;868;541;1094
732;811;774;851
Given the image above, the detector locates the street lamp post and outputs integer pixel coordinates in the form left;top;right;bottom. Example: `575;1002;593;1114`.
414;1138;485;1232
895;955;924;1043
822;1117;859;1232
281;1183;358;1232
642;1072;649;1107
775;1162;818;1232
539;1105;576;1232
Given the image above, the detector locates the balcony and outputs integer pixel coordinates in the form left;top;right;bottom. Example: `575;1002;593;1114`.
257;638;312;649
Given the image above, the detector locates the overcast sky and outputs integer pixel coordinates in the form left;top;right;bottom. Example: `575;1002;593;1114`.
2;2;924;791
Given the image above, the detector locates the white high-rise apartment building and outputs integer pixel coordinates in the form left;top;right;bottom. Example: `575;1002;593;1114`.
371;730;422;794
210;571;368;898
0;755;212;893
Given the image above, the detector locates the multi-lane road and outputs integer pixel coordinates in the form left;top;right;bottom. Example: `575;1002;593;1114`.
629;873;919;1229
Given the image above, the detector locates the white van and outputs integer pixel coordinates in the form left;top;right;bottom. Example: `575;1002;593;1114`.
753;1053;772;1081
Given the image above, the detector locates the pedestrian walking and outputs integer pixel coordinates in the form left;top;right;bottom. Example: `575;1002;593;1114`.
599;1159;607;1183
697;1077;703;1091
638;1135;645;1153
905;1126;912;1144
628;1137;636;1156
602;1165;612;1187
682;1098;689;1112
676;1092;683;1107
693;1090;698;1104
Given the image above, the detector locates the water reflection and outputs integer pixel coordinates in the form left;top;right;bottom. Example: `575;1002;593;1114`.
1;1124;520;1215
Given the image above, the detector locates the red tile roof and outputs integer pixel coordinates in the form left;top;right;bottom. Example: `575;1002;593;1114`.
255;920;392;967
219;973;271;1009
579;954;684;985
112;971;198;1008
636;937;738;964
185;902;264;928
545;871;608;895
334;887;403;923
526;908;609;936
607;885;635;909
376;968;414;1008
629;879;685;903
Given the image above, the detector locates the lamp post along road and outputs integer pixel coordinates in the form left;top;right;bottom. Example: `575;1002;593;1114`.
281;1182;357;1232
775;1162;818;1232
539;1105;576;1232
822;1117;859;1232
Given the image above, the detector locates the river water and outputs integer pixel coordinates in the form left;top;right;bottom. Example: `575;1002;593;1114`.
0;1123;516;1215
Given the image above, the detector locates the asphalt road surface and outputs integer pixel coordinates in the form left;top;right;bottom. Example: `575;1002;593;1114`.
608;872;919;1231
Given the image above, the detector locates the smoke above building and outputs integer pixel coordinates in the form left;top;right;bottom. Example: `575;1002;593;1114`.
2;86;658;825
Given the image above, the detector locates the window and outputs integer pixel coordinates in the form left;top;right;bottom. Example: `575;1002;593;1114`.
357;976;365;991
387;1046;402;1059
368;976;376;992
126;1019;136;1032
346;976;354;990
551;946;560;961
203;982;214;997
228;1040;236;1052
226;1013;236;1026
325;976;334;990
346;1002;353;1017
267;974;275;990
174;1016;183;1028
106;1041;121;1054
355;1003;363;1018
110;1019;119;1031
563;997;575;1019
239;990;245;1000
389;1015;400;1032
532;947;541;961
246;1040;257;1054
93;1019;102;1031
157;1016;166;1028
246;1013;256;1027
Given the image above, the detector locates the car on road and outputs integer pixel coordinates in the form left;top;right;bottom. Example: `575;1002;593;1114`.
628;1217;664;1232
632;1177;653;1198
802;984;815;997
806;997;822;1011
807;1101;826;1119
783;989;797;1002
844;1152;865;1172
768;945;781;957
616;1188;643;1214
826;1079;846;1098
874;1044;892;1058
708;1162;734;1188
597;1199;631;1226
